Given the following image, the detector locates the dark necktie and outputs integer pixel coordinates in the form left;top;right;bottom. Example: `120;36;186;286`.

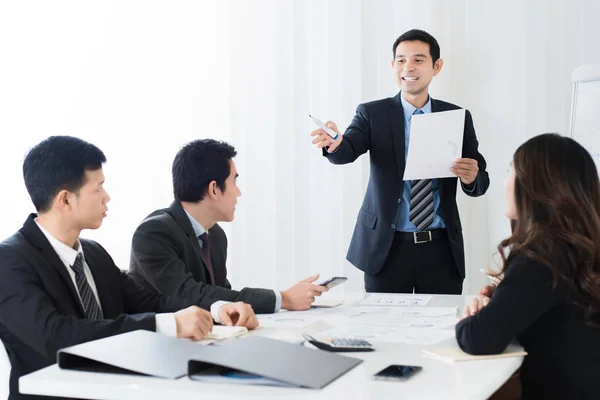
70;253;104;320
408;109;435;231
199;233;216;286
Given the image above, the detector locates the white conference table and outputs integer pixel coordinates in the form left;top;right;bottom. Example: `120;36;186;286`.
19;293;523;400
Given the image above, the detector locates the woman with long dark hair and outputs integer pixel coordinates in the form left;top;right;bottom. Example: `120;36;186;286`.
456;133;600;399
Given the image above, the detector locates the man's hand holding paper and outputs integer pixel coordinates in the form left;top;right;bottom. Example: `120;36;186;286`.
451;157;479;185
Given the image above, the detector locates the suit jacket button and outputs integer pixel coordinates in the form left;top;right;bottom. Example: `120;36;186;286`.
397;198;401;204
391;224;396;229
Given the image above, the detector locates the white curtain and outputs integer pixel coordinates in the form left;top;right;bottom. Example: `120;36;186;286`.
1;0;600;305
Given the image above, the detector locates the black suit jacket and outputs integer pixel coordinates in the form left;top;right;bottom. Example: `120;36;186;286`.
128;201;276;314
326;93;489;278
0;215;195;400
456;256;600;399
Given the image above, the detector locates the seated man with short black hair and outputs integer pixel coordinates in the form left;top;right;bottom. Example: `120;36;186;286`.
129;139;328;313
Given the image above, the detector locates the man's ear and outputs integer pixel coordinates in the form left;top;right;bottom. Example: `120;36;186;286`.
56;190;71;210
207;181;220;200
433;58;444;76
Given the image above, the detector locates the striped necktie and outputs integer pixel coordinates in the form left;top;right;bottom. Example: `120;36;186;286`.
408;109;435;231
70;254;104;320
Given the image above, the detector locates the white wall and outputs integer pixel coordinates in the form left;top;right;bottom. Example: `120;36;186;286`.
1;0;600;298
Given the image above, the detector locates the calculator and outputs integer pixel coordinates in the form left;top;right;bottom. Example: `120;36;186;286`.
302;333;375;352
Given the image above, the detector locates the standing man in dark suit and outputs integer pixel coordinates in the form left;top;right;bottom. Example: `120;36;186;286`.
0;136;258;400
129;139;328;314
311;29;489;294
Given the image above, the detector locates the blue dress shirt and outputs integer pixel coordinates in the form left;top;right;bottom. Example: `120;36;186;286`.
396;95;445;232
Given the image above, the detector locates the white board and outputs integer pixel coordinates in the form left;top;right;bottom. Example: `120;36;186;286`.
570;64;600;169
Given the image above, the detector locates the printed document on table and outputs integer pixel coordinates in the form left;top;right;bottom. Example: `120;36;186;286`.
257;313;320;328
337;306;456;318
348;314;458;330
321;326;454;345
403;109;466;180
359;294;432;306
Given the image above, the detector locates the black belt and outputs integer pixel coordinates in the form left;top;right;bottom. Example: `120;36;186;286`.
396;228;446;244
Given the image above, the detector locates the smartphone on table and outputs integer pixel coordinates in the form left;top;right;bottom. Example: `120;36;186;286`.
372;364;422;381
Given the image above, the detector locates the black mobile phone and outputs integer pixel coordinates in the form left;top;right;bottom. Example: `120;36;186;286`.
316;276;348;289
372;365;422;381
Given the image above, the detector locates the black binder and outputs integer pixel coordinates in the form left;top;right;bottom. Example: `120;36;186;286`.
58;330;200;379
188;335;363;389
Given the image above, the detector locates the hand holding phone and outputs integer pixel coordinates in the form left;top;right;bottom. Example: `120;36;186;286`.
315;276;347;289
372;364;422;381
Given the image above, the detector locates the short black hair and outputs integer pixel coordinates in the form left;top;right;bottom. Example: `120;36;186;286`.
172;139;237;203
23;136;107;212
392;29;440;65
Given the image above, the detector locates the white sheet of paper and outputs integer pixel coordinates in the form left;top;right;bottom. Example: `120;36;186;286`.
256;313;318;328
260;330;305;344
403;109;466;180
344;307;457;329
348;314;458;330
359;294;432;306
320;326;454;345
388;306;457;317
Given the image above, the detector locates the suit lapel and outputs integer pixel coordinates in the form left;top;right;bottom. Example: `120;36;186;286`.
388;92;406;178
20;214;86;316
167;201;212;282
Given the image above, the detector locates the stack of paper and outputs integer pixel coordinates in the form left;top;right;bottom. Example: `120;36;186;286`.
205;326;248;340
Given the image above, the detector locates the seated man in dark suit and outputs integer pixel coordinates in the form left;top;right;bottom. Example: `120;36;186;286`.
129;139;328;313
0;136;258;400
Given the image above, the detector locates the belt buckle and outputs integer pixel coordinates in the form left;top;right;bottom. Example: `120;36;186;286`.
413;231;432;244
